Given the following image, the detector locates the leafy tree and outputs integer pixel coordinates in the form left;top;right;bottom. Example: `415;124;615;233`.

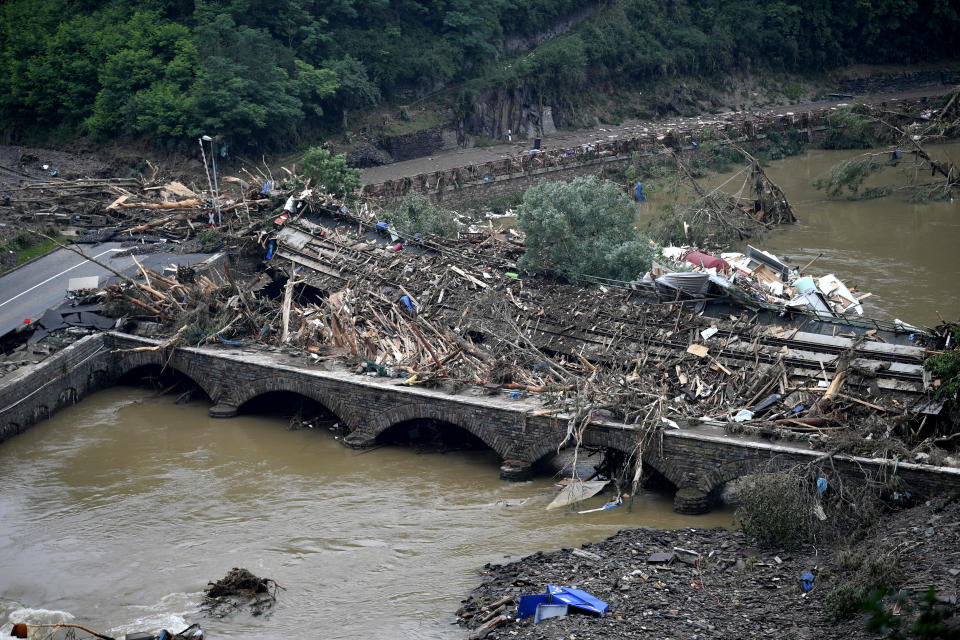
516;176;654;283
301;147;362;198
329;56;380;129
3;0;960;149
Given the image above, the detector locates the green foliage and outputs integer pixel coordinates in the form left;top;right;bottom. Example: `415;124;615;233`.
384;192;460;239
762;129;806;161
489;191;523;215
734;472;821;549
821;105;890;150
813;154;887;197
863;587;960;639
516;176;654;283
301;147;362;198
923;327;960;411
825;552;901;621
783;83;803;101
195;229;224;253
2;232;37;252
328;55;380;127
1;0;959;150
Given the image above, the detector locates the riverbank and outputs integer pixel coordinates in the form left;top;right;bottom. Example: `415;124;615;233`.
458;497;960;638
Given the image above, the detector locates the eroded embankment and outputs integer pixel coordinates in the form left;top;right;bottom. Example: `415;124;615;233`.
458;498;960;639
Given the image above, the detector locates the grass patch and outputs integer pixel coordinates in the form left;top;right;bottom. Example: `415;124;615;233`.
0;232;67;274
381;108;447;137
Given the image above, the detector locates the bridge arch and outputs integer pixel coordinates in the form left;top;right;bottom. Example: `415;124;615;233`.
232;378;357;431
113;360;216;403
356;404;511;459
579;428;688;488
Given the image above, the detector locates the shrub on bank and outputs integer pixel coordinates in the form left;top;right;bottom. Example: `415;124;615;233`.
734;471;821;549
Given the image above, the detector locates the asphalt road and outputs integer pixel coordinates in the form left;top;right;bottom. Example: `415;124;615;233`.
0;243;212;338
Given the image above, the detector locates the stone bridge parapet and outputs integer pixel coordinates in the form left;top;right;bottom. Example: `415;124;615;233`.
2;332;959;513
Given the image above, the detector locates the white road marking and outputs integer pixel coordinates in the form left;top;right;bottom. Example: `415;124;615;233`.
0;248;122;309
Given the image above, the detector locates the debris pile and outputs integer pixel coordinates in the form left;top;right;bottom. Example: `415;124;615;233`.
37;177;943;469
2;137;953;478
202;568;282;618
655;243;871;318
657;140;797;247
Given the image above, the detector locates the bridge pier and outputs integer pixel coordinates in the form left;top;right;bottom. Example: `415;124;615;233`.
673;486;711;514
209;403;238;419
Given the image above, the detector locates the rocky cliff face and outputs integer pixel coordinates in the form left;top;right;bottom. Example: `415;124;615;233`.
464;85;557;141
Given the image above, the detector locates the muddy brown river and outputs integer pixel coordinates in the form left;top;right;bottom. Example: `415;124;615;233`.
650;141;960;327
0;388;732;639
0;143;956;639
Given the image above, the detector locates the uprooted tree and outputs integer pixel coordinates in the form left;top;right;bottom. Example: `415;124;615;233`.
650;141;797;247
814;92;960;203
516;175;656;283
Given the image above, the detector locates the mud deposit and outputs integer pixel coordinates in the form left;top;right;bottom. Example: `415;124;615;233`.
459;500;960;639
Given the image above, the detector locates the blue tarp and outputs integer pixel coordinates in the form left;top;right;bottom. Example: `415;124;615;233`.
547;585;608;616
517;594;550;619
517;585;608;622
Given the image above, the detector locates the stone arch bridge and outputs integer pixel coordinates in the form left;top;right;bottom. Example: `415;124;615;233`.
1;333;957;513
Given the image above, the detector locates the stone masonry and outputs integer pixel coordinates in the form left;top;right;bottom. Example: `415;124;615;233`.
2;332;959;513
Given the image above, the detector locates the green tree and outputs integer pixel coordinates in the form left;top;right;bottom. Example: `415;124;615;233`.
329;56;380;129
516;176;654;283
301;147;362;198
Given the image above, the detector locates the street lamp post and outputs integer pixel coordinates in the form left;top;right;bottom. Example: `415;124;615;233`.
201;135;221;227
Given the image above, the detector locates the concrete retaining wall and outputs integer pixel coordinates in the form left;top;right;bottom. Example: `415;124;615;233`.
362;96;937;209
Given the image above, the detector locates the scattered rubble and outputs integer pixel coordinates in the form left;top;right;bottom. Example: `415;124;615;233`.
457;496;960;639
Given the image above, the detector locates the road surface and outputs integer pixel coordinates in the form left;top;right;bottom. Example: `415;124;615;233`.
0;243;212;338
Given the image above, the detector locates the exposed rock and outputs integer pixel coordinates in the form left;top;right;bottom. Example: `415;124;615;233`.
465;85;558;141
346;145;392;168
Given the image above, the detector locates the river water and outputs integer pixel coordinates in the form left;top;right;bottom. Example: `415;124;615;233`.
0;388;732;639
673;142;960;327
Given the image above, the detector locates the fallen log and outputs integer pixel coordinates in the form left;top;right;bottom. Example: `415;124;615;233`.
114;198;203;210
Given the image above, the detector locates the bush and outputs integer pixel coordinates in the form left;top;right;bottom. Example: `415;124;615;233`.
385;192;460;239
821;105;890;150
923;326;960;411
516;176;655;283
301;147;362;199
825;552;901;621
734;472;821;549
